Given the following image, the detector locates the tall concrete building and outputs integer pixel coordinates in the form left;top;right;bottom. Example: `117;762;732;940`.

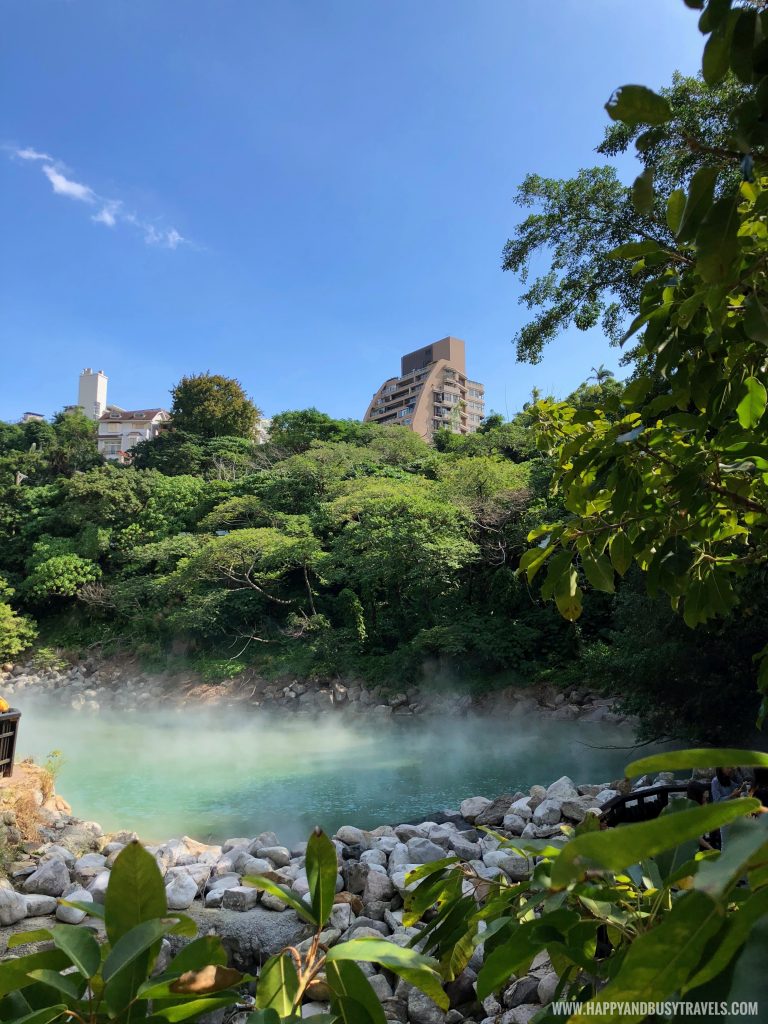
364;337;485;442
78;368;109;420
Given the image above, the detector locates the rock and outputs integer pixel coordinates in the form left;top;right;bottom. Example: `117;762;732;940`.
408;986;446;1024
207;873;241;892
406;838;446;864
222;887;260;912
40;844;76;867
528;785;546;810
0;888;28;925
532;799;561;826
165;873;198;910
87;871;111;904
336;826;368;848
501;814;527;835
503;976;540;1008
56;886;92;924
24;893;58;916
596;789;619;804
257;846;292;868
363;870;394;904
260;891;287;912
368;973;393;1001
183;902;310;966
501;1007;540;1024
222;838;250;853
537;972;559;1004
394;824;426;842
545;777;579;803
459;796;491;822
483;851;532;881
475;796;514;827
360;849;388;868
24;859;71;897
560;797;600;823
448;835;481;861
521;822;564;841
508;798;533;821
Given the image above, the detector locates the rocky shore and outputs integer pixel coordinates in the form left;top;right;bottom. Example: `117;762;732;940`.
0;767;680;1024
0;656;633;726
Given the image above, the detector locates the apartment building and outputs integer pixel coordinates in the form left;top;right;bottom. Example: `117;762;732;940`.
97;408;171;462
363;337;485;441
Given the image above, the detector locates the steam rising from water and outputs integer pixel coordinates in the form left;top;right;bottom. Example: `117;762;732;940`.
18;703;661;845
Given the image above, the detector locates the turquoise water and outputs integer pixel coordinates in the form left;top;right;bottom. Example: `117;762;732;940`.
17;703;658;846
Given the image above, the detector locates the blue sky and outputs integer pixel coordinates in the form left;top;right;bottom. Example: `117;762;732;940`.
1;0;702;423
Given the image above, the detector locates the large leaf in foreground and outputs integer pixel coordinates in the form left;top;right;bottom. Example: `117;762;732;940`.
552;799;759;887
306;827;338;929
104;840;167;945
624;748;768;778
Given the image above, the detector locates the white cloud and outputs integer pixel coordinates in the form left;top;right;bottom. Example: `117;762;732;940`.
8;144;188;250
92;200;121;227
14;147;53;162
42;164;96;203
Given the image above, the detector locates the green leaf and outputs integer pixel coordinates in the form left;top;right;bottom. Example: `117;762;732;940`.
677;166;719;242
518;543;555;584
152;995;244;1022
554;567;582;621
26;969;84;1001
702;19;734;84
327;938;448;1010
305;827;339;928
696;195;740;283
552;799;760;888
736;376;767;428
716;917;768;1012
626;748;768;777
580;550;615;594
242;875;316;925
255;953;299;1018
326;959;387;1024
7;930;53;949
166;935;229;974
51;924;101;979
5;1009;70;1024
687;888;768;992
104;840;167;946
569;893;724;1024
607;240;665;260
246;1012;281;1024
631;168;655;216
744;295;768;342
666;189;686;233
477;922;540;998
695;816;768;897
730;9;758;83
0;950;72;998
605;85;672;127
609;531;633;576
103;918;178;983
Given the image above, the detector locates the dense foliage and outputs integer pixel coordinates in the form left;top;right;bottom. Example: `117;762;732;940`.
526;0;768;727
0;383;763;740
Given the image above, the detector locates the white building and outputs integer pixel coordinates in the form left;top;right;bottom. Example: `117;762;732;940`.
78;369;109;420
97;409;171;462
255;416;272;444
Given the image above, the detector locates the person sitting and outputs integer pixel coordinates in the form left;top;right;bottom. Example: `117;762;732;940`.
711;766;746;803
686;781;721;851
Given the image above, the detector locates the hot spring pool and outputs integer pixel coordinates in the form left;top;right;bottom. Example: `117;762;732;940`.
17;703;659;846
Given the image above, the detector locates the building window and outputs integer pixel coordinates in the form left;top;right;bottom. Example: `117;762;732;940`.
105;442;120;456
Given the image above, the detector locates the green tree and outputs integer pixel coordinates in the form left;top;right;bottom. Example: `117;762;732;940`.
170;372;260;439
0;576;36;661
503;73;746;362
524;0;768;719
